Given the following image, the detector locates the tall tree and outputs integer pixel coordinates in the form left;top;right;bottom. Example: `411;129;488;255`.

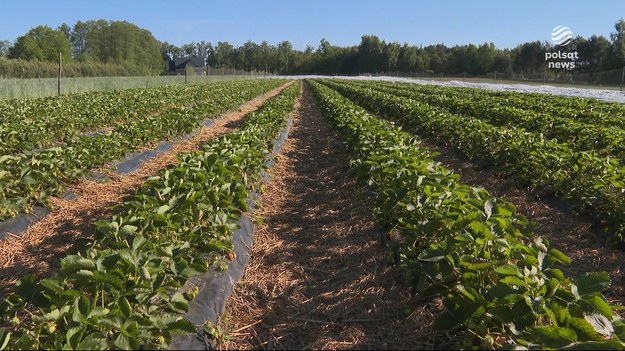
9;25;71;62
383;41;401;72
358;35;384;73
70;20;91;60
397;43;417;72
213;41;235;68
277;40;292;73
82;20;162;72
573;35;610;73
609;18;625;68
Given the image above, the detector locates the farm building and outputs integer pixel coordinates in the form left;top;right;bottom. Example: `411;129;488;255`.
166;57;206;75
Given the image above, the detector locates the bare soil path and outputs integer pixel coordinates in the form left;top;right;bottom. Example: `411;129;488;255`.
221;83;452;350
0;82;292;296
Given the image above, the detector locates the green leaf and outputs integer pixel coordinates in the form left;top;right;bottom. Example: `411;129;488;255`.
61;255;96;274
156;205;170;215
66;326;85;350
170;292;189;313
469;221;490;236
131;234;146;252
72;295;92;324
567;317;600;341
495;265;521;276
582;295;614;319
501;276;527;287
418;248;445;262
77;334;108;350
114;333;138;350
119;225;138;237
119;297;132;318
575;272;611;296
169;318;198;335
87;307;110;321
548;248;571;265
530;326;577;349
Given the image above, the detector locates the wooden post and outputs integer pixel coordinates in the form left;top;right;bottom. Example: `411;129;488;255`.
57;52;62;96
620;66;625;92
184;63;188;84
206;65;209;82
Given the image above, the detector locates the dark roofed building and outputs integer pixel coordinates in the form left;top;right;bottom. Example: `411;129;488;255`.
166;57;206;75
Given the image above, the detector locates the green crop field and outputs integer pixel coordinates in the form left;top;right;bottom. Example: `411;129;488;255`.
1;77;625;350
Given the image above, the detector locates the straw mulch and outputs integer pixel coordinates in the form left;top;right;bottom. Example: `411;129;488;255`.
220;83;457;350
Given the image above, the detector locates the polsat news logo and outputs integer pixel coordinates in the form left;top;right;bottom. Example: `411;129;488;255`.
545;25;578;70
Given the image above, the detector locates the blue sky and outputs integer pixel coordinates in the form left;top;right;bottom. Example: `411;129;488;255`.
1;0;622;50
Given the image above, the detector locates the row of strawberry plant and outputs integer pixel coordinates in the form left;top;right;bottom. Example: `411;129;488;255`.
309;79;624;350
0;81;259;156
350;79;625;129
0;81;301;350
341;79;625;158
318;79;625;246
0;79;286;221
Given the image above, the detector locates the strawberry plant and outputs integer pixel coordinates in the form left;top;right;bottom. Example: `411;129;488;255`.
345;79;625;159
320;79;625;246
310;79;624;350
0;82;301;350
0;79;286;221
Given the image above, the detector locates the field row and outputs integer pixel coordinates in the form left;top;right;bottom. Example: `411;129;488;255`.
345;79;625;158
319;79;625;246
0;80;284;157
0;82;301;349
347;79;625;128
0;79;286;221
310;80;624;349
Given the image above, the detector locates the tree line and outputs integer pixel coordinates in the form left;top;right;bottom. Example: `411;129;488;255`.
0;19;624;80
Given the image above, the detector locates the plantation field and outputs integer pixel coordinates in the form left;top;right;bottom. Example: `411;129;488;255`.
1;78;625;349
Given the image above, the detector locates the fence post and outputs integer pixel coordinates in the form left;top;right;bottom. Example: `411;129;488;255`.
57;52;62;96
620;66;625;92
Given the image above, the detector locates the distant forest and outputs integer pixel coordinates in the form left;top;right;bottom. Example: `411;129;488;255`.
0;18;624;80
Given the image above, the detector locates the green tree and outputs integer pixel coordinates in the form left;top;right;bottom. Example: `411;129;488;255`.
609;18;625;68
383;41;401;72
57;23;71;41
9;25;71;62
213;41;235;68
82;20;162;73
491;50;513;74
573;35;610;74
512;41;548;74
358;35;384;73
70;20;90;60
277;40;292;73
